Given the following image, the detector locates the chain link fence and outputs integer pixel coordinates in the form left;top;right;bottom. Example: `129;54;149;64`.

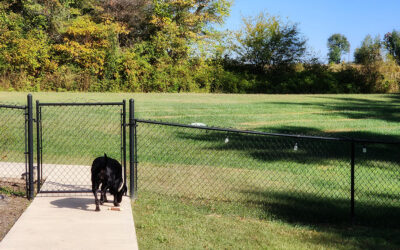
1;95;399;225
0;104;28;198
135;119;400;225
354;142;400;223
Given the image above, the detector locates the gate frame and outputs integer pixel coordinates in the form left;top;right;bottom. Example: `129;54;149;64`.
35;100;127;194
27;94;34;199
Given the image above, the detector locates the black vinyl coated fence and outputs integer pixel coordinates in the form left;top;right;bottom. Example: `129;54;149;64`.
1;95;399;225
135;119;400;225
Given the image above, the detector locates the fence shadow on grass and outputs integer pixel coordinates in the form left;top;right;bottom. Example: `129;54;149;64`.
240;189;400;248
243;189;400;228
170;125;400;231
176;127;400;166
266;94;400;130
258;124;400;142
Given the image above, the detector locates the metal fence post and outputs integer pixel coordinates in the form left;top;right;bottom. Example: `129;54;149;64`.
129;99;136;199
122;100;127;195
27;94;34;200
350;141;355;222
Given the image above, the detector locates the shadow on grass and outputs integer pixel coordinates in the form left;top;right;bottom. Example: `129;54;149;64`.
244;189;400;227
145;188;400;248
242;189;400;248
264;94;400;134
257;124;400;142
175;126;400;167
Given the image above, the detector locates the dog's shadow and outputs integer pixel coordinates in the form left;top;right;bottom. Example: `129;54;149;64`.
50;197;116;211
50;197;94;211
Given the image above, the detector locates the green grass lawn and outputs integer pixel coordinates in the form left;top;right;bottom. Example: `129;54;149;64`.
133;192;400;249
1;92;400;249
1;92;399;139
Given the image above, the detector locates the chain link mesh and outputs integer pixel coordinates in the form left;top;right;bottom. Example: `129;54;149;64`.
0;105;28;197
38;104;124;193
135;120;400;224
354;143;400;223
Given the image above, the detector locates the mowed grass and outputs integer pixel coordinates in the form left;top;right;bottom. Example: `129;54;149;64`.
1;92;400;139
133;192;400;250
1;92;400;249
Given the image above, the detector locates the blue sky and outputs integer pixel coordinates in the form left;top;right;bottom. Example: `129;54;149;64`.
220;0;400;62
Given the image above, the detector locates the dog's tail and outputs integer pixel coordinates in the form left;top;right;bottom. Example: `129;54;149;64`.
104;153;108;161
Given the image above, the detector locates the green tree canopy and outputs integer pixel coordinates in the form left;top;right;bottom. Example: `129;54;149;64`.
234;12;307;70
384;30;400;65
354;35;382;65
327;33;350;64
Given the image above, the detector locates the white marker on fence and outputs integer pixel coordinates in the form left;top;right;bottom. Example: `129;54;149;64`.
190;123;207;127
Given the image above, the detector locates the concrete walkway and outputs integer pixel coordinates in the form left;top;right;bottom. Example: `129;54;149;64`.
0;194;138;250
1;161;138;249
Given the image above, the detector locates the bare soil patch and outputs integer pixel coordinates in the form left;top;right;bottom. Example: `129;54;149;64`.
0;180;30;241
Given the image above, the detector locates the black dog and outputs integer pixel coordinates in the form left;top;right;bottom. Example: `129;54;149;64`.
91;154;127;211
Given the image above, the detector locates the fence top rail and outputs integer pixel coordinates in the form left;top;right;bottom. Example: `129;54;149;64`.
0;104;26;110
37;101;125;107
135;118;400;145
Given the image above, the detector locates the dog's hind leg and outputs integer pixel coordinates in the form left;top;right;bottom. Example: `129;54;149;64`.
92;182;101;211
100;183;108;204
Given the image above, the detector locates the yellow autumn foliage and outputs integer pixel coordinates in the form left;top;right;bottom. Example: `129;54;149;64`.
53;15;127;76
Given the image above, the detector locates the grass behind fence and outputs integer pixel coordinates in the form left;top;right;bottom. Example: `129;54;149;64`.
0;107;26;163
1;92;399;137
38;105;123;165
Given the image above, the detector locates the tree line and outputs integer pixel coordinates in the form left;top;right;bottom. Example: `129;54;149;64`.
0;0;399;93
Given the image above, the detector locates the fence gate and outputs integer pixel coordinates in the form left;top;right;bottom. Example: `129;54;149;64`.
36;101;127;194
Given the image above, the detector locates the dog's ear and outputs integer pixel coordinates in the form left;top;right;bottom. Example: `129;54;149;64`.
104;153;107;159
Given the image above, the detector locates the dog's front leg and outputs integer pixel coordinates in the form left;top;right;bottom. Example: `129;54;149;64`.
113;195;119;207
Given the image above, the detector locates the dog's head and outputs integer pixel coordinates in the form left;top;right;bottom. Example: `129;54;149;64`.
116;182;127;203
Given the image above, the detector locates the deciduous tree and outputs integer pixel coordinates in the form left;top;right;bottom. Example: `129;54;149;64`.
147;0;232;61
327;33;350;64
354;35;382;65
384;30;400;65
234;12;306;70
